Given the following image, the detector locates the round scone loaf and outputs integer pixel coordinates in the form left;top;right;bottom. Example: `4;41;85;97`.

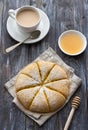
15;60;70;113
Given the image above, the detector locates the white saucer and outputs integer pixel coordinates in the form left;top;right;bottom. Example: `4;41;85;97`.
6;8;50;44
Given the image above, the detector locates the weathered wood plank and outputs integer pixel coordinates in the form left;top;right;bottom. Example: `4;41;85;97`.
0;0;31;130
0;0;88;130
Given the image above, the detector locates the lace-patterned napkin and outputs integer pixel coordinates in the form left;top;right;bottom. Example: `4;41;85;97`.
5;47;82;126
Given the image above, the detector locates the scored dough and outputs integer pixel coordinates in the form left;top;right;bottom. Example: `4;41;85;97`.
20;62;41;83
37;61;55;81
17;86;40;109
30;88;49;113
15;74;40;92
44;65;67;83
15;60;70;113
45;79;70;98
44;87;66;111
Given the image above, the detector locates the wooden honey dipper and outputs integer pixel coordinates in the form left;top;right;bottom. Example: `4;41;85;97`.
64;96;80;130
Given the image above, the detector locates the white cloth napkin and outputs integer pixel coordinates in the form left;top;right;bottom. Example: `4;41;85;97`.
5;47;82;126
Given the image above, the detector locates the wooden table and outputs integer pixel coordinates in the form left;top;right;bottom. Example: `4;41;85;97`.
0;0;88;130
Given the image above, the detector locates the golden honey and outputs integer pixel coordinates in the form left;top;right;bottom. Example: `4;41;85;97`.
60;32;84;54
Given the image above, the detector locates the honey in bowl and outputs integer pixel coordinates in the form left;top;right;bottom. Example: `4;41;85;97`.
58;30;87;56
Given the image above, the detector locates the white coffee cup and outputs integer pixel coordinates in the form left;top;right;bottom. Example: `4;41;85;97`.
8;6;41;33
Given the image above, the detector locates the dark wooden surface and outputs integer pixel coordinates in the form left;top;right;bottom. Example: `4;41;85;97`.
0;0;88;130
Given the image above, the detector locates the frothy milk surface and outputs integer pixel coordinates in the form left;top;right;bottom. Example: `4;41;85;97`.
17;9;39;27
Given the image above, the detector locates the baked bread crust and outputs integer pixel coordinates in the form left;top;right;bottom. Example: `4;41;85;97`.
15;61;70;113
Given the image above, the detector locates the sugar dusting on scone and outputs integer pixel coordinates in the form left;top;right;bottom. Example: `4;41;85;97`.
15;60;70;113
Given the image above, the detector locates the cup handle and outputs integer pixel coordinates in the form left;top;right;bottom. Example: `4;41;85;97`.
8;9;16;19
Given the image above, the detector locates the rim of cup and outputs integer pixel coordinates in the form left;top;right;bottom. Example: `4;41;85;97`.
15;6;41;28
58;30;87;56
